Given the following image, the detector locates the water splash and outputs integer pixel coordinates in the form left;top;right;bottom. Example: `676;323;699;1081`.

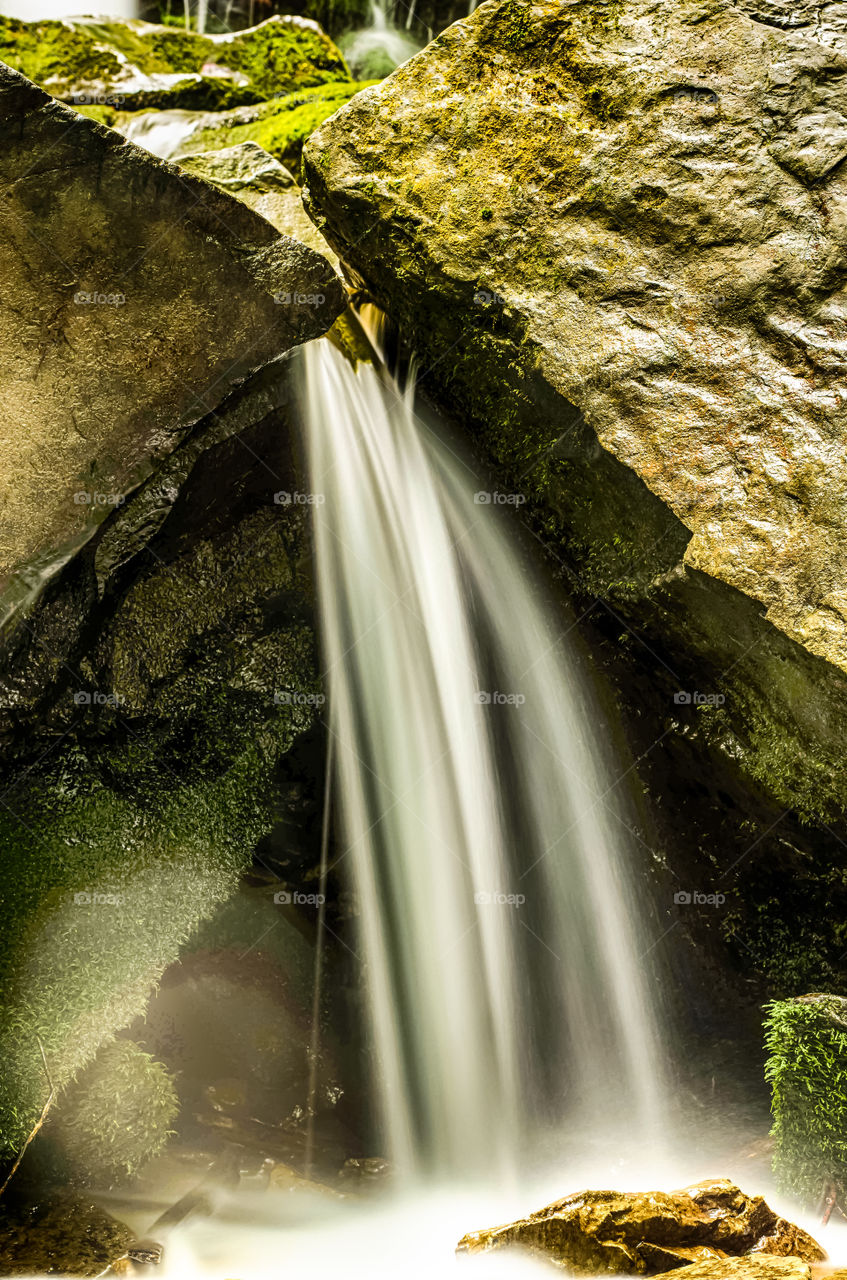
299;329;667;1181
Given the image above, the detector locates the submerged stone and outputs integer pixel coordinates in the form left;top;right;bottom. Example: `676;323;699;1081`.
456;1180;825;1273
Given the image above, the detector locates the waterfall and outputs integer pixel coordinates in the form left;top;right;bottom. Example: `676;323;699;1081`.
299;329;666;1181
339;1;421;80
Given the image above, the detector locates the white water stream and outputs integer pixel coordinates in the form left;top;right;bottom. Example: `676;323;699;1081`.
299;329;667;1180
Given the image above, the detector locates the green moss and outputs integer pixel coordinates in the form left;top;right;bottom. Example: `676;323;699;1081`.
0;14;349;100
0;514;320;1159
765;996;847;1206
180;80;375;174
52;1040;178;1181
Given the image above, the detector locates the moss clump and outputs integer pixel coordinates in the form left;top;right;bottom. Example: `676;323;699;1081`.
764;995;847;1206
52;1040;178;1181
0;15;349;101
179;80;375;174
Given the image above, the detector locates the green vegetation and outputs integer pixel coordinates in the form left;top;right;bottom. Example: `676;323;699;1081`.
0;14;349;100
0;499;321;1160
180;80;375;174
765;996;847;1206
52;1040;178;1180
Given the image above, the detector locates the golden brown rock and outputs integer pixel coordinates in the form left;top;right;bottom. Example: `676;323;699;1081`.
456;1180;825;1274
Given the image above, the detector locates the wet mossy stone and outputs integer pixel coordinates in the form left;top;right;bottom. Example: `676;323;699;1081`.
0;14;349;103
0;360;324;1163
765;995;847;1207
0;1193;135;1277
51;1040;178;1182
175;80;376;176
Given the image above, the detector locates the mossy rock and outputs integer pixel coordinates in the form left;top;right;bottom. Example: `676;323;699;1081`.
765;995;847;1207
0;362;323;1163
0;14;349;102
176;80;376;175
51;1040;178;1182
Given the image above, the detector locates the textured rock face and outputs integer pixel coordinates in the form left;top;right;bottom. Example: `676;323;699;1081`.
456;1180;826;1273
304;0;847;675
0;355;325;1159
178;141;336;261
654;1260;812;1280
0;65;342;613
302;0;847;994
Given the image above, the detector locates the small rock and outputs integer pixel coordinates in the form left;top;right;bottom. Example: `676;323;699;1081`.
456;1180;825;1273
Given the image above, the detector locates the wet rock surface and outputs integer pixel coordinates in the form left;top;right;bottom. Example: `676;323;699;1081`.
178;141;336;262
654;1260;813;1280
456;1180;826;1273
0;1194;135;1277
0;63;342;610
0;13;349;106
301;0;847;1011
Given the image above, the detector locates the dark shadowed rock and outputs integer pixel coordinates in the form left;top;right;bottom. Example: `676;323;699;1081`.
456;1180;825;1272
0;64;342;615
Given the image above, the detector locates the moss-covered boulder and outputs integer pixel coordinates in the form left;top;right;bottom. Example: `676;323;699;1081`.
0;14;349;107
302;0;847;1003
0;63;342;616
0;1194;135;1277
765;994;847;1207
457;1180;825;1273
174;80;375;176
0;355;324;1164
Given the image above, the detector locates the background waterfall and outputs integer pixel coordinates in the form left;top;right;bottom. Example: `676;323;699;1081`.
300;331;667;1180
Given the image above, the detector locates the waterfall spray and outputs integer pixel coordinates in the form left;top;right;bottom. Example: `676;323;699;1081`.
299;329;666;1181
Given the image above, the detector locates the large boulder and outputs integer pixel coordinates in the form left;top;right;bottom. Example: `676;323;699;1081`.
456;1180;825;1273
0;64;342;616
302;0;847;998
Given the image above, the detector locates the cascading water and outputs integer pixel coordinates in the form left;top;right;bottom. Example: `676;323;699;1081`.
299;324;667;1182
340;1;421;80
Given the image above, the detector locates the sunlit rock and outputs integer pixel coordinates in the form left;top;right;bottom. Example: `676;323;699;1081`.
0;64;343;615
652;1259;813;1280
177;141;336;263
456;1179;825;1272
